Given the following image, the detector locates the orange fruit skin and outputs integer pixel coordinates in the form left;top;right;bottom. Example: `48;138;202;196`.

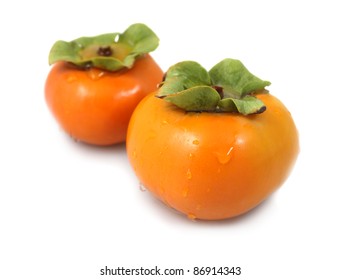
127;92;299;220
45;54;163;145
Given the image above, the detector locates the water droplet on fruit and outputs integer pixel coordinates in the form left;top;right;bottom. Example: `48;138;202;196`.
147;130;157;140
215;146;234;164
188;153;194;159
186;169;192;180
192;139;200;145
182;187;189;198
114;34;120;43
187;213;197;220
139;183;146;192
87;68;106;80
66;75;77;83
162;120;169;125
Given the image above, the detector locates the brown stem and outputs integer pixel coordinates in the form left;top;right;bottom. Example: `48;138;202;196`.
97;46;113;57
212;85;224;99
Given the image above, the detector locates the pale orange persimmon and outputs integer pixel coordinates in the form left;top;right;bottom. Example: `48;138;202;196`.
127;92;299;220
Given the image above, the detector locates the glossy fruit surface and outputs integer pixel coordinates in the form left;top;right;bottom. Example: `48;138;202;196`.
127;92;299;220
45;23;163;145
45;54;163;145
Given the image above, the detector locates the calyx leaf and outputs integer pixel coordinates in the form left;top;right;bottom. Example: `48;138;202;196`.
164;86;221;112
209;59;271;98
157;59;271;115
48;23;159;71
157;61;211;97
218;96;267;115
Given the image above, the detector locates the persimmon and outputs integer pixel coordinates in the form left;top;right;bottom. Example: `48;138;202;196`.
45;23;163;145
127;59;299;220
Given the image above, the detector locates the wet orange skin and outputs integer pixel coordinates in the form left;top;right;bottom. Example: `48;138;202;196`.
127;92;299;220
45;54;163;145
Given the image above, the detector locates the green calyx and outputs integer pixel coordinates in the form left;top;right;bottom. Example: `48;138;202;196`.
48;23;159;71
157;59;271;115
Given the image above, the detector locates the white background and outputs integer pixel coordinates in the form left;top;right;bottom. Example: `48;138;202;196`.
1;0;340;279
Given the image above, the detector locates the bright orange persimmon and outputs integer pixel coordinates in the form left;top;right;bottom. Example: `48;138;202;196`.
126;59;299;220
45;55;163;145
45;24;163;145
